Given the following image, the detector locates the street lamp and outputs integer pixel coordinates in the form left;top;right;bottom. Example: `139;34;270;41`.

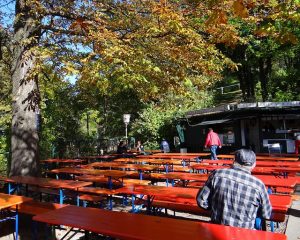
123;114;131;140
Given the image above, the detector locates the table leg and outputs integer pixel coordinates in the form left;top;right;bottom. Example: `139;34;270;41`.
131;194;135;212
146;195;151;214
8;183;12;194
108;176;112;189
59;189;64;204
15;206;18;240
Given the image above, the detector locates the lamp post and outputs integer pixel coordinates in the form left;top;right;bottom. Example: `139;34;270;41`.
123;114;131;140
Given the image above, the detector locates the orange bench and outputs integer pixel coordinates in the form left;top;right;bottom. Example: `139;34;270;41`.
33;205;287;239
151;198;286;223
273;187;294;194
10;200;67;216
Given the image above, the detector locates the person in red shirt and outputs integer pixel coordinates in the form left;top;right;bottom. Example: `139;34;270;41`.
204;128;222;160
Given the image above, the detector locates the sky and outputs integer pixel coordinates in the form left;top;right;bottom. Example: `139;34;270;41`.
0;0;81;85
0;0;14;27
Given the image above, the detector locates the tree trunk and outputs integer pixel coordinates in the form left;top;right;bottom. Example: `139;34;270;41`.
10;0;41;176
259;57;272;101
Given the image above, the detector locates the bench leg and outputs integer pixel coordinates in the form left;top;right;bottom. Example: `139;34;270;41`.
84;230;89;240
131;195;135;212
32;221;38;240
270;221;274;232
255;217;262;230
15;209;18;240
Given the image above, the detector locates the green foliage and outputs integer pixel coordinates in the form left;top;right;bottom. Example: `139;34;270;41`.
39;69;84;158
0;29;12;175
130;89;213;149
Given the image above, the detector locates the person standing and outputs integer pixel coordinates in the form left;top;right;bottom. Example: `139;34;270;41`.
160;139;170;153
196;149;272;229
117;141;127;154
204;128;222;160
136;140;144;152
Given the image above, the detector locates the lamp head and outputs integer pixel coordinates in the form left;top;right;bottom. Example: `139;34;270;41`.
123;114;131;124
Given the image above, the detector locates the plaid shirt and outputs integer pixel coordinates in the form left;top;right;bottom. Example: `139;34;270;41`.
196;166;272;229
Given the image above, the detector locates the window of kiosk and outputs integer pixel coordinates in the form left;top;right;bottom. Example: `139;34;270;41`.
218;127;235;146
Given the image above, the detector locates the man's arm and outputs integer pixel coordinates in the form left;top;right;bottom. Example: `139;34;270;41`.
196;173;214;210
217;134;222;147
258;186;272;219
204;133;210;148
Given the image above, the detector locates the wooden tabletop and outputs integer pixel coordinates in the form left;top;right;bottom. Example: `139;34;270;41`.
33;205;287;240
41;159;86;164
0;193;32;210
190;164;229;171
202;160;300;167
153;153;210;157
51;167;134;178
149;159;183;165
217;154;299;161
116;185;198;200
151;172;210;181
255;175;298;188
76;175;151;186
90;162;160;172
5;176;92;190
77;155;116;159
167;170;297;188
137;155;198;160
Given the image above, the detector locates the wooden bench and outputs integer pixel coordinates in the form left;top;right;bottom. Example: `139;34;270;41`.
274;187;294;194
75;175;151;187
151;198;287;223
10;200;67;216
185;181;205;188
292;194;300;201
33;205;288;240
118;179;151;187
77;187;115;208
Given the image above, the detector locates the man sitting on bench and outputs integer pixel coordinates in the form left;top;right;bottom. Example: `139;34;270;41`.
196;149;272;229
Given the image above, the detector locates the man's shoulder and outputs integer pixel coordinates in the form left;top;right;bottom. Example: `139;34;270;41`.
214;168;265;186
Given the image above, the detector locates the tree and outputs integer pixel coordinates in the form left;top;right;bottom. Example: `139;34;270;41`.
5;0;299;176
131;89;213;149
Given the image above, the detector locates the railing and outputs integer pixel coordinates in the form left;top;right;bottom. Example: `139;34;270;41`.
215;83;240;95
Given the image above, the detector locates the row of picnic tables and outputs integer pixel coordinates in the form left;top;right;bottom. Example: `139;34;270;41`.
0;173;292;239
2;152;299;239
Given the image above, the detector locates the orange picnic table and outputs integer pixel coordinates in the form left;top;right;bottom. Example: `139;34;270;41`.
152;152;210;157
255;175;298;189
50;167;135;189
89;163;160;180
217;154;299;161
137;154;198;161
0;193;32;240
76;175;151;186
151;172;209;187
190;164;229;173
41;158;86;164
151;169;297;189
5;176;92;204
115;185;291;220
191;163;299;179
202;160;300;167
41;158;87;170
32;205;287;240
